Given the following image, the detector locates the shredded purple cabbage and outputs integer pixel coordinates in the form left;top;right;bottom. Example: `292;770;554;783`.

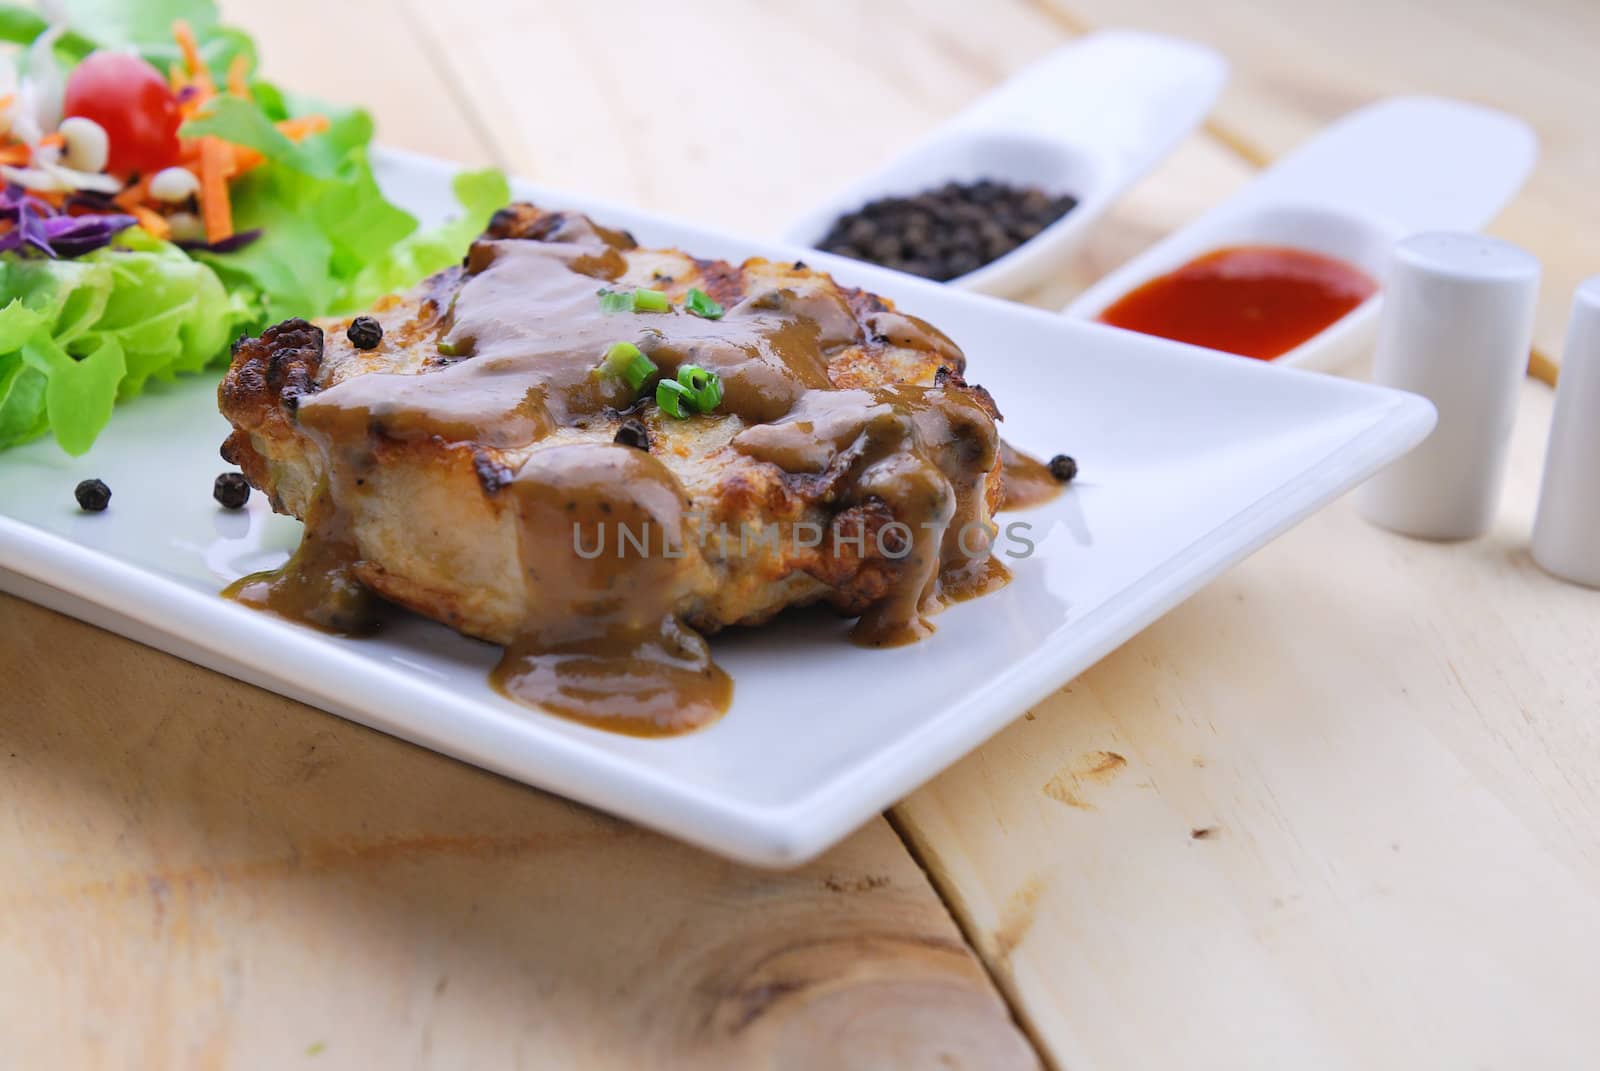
0;184;136;259
61;190;120;214
174;228;263;254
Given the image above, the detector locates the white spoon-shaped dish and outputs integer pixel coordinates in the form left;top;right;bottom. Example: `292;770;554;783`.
1064;96;1538;371
782;30;1227;296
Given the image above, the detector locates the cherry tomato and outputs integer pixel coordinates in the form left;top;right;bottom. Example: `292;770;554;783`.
62;51;182;176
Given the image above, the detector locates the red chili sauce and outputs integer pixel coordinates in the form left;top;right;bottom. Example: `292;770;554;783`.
1097;245;1379;360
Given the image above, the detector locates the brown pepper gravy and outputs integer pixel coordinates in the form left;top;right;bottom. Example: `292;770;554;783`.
225;214;1060;735
492;442;731;734
998;441;1065;511
222;500;385;636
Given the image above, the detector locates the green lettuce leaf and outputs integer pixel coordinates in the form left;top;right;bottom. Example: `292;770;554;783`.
178;74;508;330
58;0;218;46
181;95;332;178
21;332;125;457
0;235;245;455
0;0;250;69
193;116;507;331
0;355;49;450
60;0;254;73
93;229;239;388
194;179;338;327
0;4;97;61
0;302;52;449
337;168;510;313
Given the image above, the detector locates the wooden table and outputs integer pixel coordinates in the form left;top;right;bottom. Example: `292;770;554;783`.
4;2;1598;1066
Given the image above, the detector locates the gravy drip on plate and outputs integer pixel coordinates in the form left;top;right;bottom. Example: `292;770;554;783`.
228;214;1032;734
223;497;385;636
997;441;1064;511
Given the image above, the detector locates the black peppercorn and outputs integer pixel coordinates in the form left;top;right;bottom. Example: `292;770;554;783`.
614;418;650;451
213;472;251;509
347;316;383;350
818;179;1078;282
74;478;111;512
1048;455;1078;483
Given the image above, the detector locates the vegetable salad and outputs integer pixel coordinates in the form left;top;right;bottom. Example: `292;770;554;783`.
0;0;508;455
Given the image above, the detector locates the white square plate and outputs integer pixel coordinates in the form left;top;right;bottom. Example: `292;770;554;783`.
0;151;1434;865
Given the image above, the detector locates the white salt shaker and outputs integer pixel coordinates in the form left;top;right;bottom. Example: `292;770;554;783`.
1531;277;1600;587
1357;232;1540;540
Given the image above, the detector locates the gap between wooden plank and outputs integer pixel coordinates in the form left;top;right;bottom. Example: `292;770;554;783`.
395;0;513;172
865;7;1266;1061
1022;0;1276;170
886;808;1063;1071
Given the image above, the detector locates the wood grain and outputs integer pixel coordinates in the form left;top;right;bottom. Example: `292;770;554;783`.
895;377;1600;1069
7;1;1598;1068
400;0;1072;238
0;593;1036;1070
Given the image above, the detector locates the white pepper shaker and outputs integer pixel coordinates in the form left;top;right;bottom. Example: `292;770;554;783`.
1531;277;1600;587
1357;232;1540;540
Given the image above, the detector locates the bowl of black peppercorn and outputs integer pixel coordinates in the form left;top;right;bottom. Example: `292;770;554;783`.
783;34;1229;294
782;128;1104;296
814;179;1079;286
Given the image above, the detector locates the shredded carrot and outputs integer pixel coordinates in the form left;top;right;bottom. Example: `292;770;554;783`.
198;136;233;244
114;176;151;210
130;204;172;241
168;61;187;93
180;136;258;179
173;21;215;99
0;93;14;112
35;132;65;151
275;116;330;142
227;55;250;98
0;144;30;166
232;145;265;173
173;20;206;78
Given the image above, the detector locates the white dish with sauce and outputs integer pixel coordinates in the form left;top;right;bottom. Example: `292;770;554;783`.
1064;96;1538;371
0;149;1435;867
783;30;1227;297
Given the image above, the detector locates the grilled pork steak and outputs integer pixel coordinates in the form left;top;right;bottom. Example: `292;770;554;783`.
219;204;1014;733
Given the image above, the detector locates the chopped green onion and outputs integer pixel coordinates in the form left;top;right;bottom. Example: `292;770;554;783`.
598;289;634;314
598;341;658;390
677;364;712;394
598;287;672;314
600;340;641;373
656;378;693;419
437;340;463;357
685;287;724;319
676;363;723;412
623;354;659;391
632;288;671;313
